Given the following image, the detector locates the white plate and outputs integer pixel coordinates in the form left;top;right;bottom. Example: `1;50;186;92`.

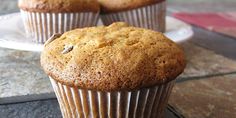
0;12;193;52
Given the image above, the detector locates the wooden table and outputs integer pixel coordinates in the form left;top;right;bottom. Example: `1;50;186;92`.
1;0;236;118
168;1;236;118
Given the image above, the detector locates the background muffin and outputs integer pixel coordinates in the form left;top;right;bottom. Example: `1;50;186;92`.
41;22;185;118
99;0;166;32
18;0;100;43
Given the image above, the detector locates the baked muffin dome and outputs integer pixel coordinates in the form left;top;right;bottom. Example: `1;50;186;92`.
41;22;185;91
98;0;165;13
18;0;100;13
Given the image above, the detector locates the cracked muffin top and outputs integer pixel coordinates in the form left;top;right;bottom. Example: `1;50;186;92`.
18;0;100;13
41;22;185;91
98;0;165;13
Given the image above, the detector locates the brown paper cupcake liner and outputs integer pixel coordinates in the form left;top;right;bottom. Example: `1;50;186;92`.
50;77;175;118
100;1;166;32
20;10;99;43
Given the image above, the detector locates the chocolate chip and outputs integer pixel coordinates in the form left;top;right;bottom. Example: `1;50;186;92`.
62;45;74;54
44;33;62;46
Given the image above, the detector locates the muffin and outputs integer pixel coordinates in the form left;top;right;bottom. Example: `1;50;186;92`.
18;0;100;43
41;22;185;118
99;0;166;32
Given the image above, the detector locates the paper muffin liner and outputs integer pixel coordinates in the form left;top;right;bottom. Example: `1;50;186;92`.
50;77;175;118
100;1;166;32
20;10;99;43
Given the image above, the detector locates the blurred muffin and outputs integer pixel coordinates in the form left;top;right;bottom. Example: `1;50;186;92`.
99;0;166;32
18;0;100;43
41;22;185;118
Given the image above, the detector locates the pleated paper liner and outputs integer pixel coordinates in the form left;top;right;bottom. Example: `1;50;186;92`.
100;1;166;32
50;77;175;118
20;10;99;43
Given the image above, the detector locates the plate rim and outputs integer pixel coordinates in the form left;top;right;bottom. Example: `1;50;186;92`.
0;12;193;52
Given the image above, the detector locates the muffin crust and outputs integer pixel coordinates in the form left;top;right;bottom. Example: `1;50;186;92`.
98;0;165;13
18;0;100;13
41;22;185;91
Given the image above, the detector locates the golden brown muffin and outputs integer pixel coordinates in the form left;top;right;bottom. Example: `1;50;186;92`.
98;0;165;13
18;0;100;13
41;22;185;91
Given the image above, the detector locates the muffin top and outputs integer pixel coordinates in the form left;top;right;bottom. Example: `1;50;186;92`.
41;22;185;91
18;0;100;13
98;0;165;13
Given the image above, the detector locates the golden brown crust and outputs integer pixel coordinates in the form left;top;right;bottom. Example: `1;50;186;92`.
18;0;100;13
41;22;186;91
98;0;166;13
